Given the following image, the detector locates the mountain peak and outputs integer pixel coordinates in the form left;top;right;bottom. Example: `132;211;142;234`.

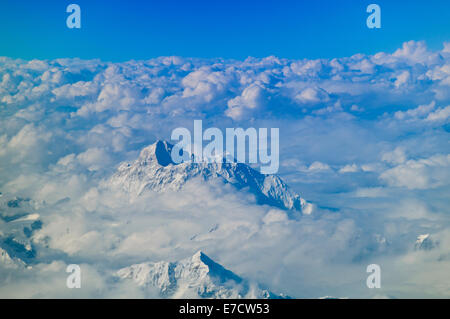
110;140;314;215
117;251;284;298
192;250;206;262
139;140;175;167
415;234;438;250
189;251;243;285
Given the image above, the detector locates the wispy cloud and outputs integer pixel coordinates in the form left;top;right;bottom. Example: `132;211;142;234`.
0;41;449;298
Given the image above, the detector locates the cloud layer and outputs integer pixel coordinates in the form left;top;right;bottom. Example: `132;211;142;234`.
0;41;449;298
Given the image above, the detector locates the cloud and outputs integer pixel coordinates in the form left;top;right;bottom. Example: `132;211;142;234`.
392;40;436;65
425;105;450;122
394;70;410;88
394;101;435;120
307;161;331;171
0;41;450;298
295;87;329;104
182;67;232;102
52;81;99;100
76;148;113;172
380;154;450;190
381;147;407;165
225;83;266;120
339;164;359;174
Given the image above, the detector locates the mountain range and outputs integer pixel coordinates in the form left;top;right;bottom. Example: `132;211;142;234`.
109;140;313;217
117;250;287;299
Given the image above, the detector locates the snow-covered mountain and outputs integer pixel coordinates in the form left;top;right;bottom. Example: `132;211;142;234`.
0;195;41;267
109;140;313;216
0;247;26;269
415;234;437;251
117;251;286;299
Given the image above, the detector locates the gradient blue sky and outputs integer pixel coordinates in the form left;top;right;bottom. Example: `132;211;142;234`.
1;0;449;61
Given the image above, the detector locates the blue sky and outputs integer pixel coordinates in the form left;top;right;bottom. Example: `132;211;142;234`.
1;0;449;61
1;0;450;299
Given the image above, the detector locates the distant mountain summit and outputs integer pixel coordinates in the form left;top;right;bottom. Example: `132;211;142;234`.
0;195;41;268
0;247;25;269
109;140;313;216
117;251;286;299
415;234;438;251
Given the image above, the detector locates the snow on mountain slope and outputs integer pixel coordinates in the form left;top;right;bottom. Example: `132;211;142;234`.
117;251;285;299
0;247;26;269
109;140;313;215
0;195;41;265
415;234;438;251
